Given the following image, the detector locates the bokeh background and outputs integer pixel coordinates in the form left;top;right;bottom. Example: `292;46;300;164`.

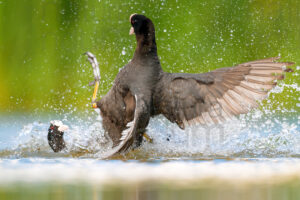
0;0;299;115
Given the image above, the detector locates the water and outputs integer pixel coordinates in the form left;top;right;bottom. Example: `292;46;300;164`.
0;83;299;199
1;105;299;159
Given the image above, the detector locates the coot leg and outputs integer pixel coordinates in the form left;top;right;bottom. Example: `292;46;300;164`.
143;133;153;143
85;52;101;108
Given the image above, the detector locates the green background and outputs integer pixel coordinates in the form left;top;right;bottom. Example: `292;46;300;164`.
0;0;299;115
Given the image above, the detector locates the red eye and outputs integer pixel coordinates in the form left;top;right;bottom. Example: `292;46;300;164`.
50;126;54;130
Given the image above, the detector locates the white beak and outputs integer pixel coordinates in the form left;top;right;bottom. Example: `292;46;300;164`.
129;27;134;35
129;13;137;35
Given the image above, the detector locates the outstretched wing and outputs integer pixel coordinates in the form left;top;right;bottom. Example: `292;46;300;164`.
101;94;150;158
154;57;294;129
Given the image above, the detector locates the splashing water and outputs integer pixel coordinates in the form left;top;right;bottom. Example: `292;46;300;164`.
0;82;299;160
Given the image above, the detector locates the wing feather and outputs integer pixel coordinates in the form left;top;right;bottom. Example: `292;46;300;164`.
155;57;294;129
101;94;149;158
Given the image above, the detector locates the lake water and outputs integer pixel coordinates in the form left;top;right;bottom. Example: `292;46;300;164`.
0;84;299;200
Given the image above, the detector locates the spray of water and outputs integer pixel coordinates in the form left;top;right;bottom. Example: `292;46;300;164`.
1;76;299;159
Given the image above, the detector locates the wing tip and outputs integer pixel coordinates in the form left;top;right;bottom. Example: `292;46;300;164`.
244;56;295;66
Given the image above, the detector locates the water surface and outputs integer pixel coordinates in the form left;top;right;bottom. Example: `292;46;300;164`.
0;84;299;199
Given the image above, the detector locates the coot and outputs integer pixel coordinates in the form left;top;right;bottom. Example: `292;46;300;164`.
48;14;294;158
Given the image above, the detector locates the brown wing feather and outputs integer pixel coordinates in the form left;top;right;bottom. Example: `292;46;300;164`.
154;57;294;129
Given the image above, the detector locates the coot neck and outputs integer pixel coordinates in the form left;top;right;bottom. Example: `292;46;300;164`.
133;32;158;60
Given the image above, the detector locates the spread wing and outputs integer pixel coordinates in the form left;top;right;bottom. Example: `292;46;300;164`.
101;94;150;158
155;57;294;129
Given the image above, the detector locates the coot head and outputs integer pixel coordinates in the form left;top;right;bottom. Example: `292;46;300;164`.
129;14;157;54
48;120;68;152
129;14;155;36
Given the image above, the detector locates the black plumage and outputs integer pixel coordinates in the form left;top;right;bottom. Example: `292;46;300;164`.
48;121;68;152
97;14;162;156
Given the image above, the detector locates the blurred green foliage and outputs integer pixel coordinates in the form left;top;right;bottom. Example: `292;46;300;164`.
0;0;299;114
2;180;300;200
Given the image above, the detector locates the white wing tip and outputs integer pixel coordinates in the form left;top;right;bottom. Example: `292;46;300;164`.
120;120;135;141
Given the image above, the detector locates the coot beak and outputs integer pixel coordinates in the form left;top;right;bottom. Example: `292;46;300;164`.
129;27;134;35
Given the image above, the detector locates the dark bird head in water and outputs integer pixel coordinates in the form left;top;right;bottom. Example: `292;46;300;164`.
48;120;68;152
129;14;156;54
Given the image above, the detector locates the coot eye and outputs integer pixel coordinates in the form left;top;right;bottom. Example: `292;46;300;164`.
131;19;138;24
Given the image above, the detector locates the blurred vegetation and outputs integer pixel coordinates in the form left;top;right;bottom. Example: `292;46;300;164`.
2;180;300;200
0;0;299;114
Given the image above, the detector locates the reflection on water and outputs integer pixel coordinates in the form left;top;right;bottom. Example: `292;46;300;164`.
1;158;300;200
2;182;300;200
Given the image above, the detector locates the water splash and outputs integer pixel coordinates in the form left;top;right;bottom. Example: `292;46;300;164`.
0;82;299;159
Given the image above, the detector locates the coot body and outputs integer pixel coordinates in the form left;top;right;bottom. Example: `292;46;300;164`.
48;14;294;158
